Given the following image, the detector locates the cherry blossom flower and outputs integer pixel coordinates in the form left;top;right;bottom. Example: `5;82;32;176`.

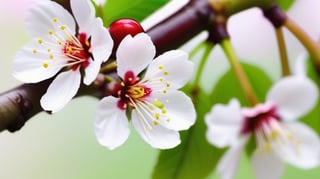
94;33;196;150
13;0;113;112
205;66;320;179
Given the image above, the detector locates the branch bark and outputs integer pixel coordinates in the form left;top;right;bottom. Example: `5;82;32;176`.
0;0;279;133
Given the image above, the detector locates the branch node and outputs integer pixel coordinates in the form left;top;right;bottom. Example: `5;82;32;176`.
263;5;287;28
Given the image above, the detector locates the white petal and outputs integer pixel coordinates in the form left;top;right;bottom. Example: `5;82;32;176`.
144;50;194;89
13;42;65;83
217;139;247;179
25;0;75;38
40;70;81;113
278;122;320;169
131;110;180;149
251;150;284;179
143;91;196;131
205;99;244;148
84;58;102;85
93;0;106;5
267;76;318;121
90;18;113;63
94;96;130;150
71;0;95;32
117;33;156;78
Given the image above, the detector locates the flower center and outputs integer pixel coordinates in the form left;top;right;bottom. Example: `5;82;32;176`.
63;33;91;71
35;17;92;71
241;102;280;135
113;71;152;110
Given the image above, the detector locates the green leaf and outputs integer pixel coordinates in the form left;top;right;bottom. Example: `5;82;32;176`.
277;0;295;11
102;0;170;25
152;63;273;179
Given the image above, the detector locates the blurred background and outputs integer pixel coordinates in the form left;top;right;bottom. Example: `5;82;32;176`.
0;0;320;178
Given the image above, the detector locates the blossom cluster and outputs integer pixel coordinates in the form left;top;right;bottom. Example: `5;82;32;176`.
13;0;196;150
11;0;320;178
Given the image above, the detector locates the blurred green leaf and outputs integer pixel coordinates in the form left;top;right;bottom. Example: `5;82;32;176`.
277;0;295;11
210;63;273;105
101;0;170;25
152;63;273;179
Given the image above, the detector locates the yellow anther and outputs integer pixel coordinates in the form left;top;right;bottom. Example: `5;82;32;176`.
42;62;49;68
60;25;66;30
161;109;167;114
153;120;158;126
263;142;272;152
58;41;62;45
164;70;169;75
163;90;167;94
155;113;160;120
38;38;43;44
47;48;51;52
166;118;171;122
269;130;279;140
48;29;54;35
166;82;170;87
121;82;125;87
159;77;164;82
154;99;164;109
49;54;54;59
158;65;163;70
32;49;37;54
52;17;58;23
148;105;154;110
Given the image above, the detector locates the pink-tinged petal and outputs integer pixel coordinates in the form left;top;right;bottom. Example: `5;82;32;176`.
13;42;66;83
25;0;75;39
144;50;194;90
143;91;196;131
278;122;320;169
217;139;247;179
84;58;102;85
267;76;318;121
94;96;130;150
70;0;95;32
40;70;81;113
205;99;244;148
251;150;284;179
90;18;113;63
117;33;156;78
131;110;180;149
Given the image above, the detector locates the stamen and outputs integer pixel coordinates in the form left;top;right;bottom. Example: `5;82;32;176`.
154;99;164;109
48;29;54;35
38;38;43;44
42;62;49;68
